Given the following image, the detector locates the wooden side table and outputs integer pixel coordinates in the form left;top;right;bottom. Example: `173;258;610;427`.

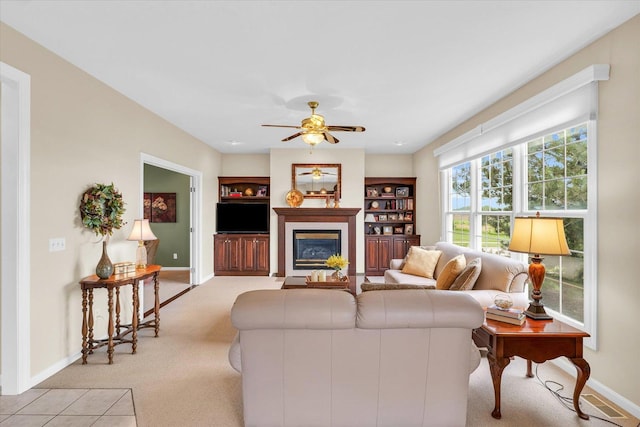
79;265;161;364
472;315;590;420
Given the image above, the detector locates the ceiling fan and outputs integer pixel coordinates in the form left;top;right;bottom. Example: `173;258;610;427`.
298;167;336;179
262;101;365;146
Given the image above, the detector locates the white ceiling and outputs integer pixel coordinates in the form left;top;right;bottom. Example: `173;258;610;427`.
1;1;639;154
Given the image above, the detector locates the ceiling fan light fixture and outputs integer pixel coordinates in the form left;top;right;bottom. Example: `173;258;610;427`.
302;131;324;146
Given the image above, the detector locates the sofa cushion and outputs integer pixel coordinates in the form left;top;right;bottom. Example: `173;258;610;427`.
449;257;482;290
435;254;466;290
401;247;442;278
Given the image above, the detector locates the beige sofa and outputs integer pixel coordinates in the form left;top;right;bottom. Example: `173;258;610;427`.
229;288;483;427
383;241;529;307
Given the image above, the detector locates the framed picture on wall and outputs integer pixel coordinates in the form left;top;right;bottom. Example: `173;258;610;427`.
146;193;177;223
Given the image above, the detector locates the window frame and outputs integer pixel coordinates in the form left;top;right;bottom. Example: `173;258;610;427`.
440;121;597;349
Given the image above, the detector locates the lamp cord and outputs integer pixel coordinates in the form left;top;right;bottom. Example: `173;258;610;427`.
534;364;626;426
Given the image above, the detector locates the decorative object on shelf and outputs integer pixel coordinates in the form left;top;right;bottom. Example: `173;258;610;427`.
144;192;177;223
80;183;126;279
493;293;514;310
383;186;393;194
257;185;268;197
404;224;414;234
285;189;304;207
370;200;379;210
364;213;376;234
383;226;393;235
396;186;409;197
325;254;349;281
244;187;254;196
262;101;365;148
508;212;570;320
127;219;158;269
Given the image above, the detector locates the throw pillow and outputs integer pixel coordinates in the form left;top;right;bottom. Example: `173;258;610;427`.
435;254;466;290
401;247;442;279
398;245;436;269
449;257;482;290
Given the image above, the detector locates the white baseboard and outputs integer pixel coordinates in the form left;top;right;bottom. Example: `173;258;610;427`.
551;358;640;418
159;266;190;271
30;351;82;389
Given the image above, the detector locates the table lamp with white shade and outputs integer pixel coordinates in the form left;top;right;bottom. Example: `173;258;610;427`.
127;219;158;269
508;212;570;320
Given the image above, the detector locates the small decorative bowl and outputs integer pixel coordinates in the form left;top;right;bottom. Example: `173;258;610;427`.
383;186;393;193
494;293;513;310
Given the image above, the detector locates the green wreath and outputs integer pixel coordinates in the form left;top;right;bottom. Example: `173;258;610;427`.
79;183;126;237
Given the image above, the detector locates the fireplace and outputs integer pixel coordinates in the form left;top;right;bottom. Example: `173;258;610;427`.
293;230;341;270
273;208;360;277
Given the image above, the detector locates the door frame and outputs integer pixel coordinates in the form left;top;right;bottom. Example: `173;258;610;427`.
1;62;31;395
139;153;202;287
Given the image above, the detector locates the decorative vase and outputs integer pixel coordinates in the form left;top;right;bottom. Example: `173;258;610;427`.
331;270;344;281
96;240;113;279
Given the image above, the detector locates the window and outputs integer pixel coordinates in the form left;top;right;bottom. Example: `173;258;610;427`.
442;123;591;325
435;65;607;348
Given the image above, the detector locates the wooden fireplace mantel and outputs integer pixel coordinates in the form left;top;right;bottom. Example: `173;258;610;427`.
273;208;361;277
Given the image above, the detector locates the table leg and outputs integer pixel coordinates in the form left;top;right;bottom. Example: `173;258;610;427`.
115;287;121;335
107;287;114;364
487;352;511;419
526;359;534;378
88;290;94;354
132;280;139;354
570;357;591;420
153;272;160;337
81;289;88;364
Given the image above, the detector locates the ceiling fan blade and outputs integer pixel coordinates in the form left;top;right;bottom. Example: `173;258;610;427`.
327;125;366;132
324;132;339;144
282;132;303;142
262;124;303;129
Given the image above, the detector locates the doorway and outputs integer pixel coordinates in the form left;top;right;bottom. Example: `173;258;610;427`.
140;154;201;315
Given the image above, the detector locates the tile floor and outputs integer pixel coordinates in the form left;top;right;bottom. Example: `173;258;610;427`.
0;388;136;426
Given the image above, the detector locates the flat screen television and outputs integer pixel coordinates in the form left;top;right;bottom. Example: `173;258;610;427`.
216;202;269;234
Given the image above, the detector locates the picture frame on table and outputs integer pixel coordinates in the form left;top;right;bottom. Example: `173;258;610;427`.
396;186;409;197
383;225;393;235
404;224;414;235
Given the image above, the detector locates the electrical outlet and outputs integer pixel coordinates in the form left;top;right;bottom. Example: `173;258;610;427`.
49;238;65;252
173;253;178;259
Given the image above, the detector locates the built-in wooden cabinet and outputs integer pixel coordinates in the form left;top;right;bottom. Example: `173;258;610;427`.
214;234;269;276
219;176;270;201
364;177;420;276
215;176;270;276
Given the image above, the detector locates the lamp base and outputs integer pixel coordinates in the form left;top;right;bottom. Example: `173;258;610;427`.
135;241;148;270
524;301;553;320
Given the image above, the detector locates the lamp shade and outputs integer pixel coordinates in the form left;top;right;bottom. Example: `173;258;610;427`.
127;219;157;242
508;214;570;256
301;131;324;146
364;214;376;222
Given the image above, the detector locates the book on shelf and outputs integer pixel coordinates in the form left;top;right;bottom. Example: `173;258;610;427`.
485;311;526;325
486;305;524;319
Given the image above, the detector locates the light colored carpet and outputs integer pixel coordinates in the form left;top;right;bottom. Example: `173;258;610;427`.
37;276;637;427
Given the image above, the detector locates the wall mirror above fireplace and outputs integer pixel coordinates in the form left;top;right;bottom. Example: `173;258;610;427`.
292;163;341;199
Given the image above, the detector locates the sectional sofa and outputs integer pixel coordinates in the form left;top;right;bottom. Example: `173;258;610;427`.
380;241;530;308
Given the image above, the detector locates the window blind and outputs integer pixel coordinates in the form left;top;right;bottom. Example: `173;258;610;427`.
434;64;609;169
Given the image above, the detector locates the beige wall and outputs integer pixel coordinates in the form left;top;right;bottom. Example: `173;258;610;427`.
0;23;222;378
414;16;640;408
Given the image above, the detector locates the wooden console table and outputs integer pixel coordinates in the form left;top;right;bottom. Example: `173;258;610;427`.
472;315;590;420
79;265;161;364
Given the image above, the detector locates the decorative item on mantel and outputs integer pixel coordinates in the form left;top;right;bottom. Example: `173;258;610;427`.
325;254;349;281
79;183;126;279
285;188;304;207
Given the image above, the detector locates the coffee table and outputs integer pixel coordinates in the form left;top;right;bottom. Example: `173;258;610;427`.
472;315;590;420
281;275;360;295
